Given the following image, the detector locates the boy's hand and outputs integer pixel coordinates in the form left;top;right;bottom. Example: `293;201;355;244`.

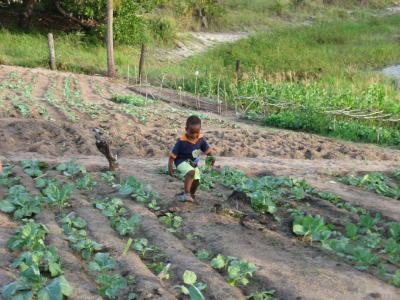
168;158;175;177
211;156;216;166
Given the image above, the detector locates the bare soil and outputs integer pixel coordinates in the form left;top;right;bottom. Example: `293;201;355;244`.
1;65;400;299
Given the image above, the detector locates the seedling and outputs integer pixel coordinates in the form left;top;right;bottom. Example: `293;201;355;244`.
56;160;86;178
211;254;257;286
76;174;97;191
174;270;206;300
0;185;43;219
89;253;116;272
159;213;183;233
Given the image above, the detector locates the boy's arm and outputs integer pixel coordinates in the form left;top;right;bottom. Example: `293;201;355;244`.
168;140;180;176
201;138;215;166
206;151;215;166
168;157;175;176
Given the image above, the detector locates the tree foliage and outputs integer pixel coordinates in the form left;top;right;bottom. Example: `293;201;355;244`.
2;0;223;44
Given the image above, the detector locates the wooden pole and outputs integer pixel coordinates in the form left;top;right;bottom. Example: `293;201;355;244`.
235;59;241;84
47;33;56;70
106;0;115;77
127;65;130;84
138;43;146;83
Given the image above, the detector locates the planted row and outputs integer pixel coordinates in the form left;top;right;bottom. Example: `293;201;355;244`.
59;212;136;299
340;170;400;200
199;166;400;286
1;221;73;299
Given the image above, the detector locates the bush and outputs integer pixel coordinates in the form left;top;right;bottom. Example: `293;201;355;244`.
150;16;177;43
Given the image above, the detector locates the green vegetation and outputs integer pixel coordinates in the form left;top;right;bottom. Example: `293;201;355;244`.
59;211;134;299
94;198;141;236
174;270;207;300
111;94;147;106
340;170;400;199
0;162;74;299
0;185;43;219
210;254;257;286
159;212;184;233
2;221;72;300
198;166;400;285
0;164;20;188
157;15;400;146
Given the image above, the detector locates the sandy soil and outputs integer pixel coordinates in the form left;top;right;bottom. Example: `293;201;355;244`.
1;65;400;162
1;154;400;299
1;64;400;299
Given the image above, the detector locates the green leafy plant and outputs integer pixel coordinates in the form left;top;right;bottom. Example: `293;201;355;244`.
3;221;73;299
196;249;210;261
340;172;400;200
94;198;141;236
118;176;160;210
7;220;48;251
133;238;155;257
96;273;128;300
0;185;43;219
292;214;332;242
174;270;206;300
159;213;183;233
111;94;146;106
43;181;73;208
149;262;171;280
101;171;115;186
246;290;276;300
210;255;257;286
56;160;86;177
390;269;400;287
0;164;20;188
89;253;116;272
114;214;141;236
76;174;97;191
21;160;48;178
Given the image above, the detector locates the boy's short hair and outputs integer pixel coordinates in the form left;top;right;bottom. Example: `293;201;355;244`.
186;115;201;127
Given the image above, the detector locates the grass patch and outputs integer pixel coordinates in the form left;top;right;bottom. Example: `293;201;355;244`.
152;15;400;147
111;94;147;106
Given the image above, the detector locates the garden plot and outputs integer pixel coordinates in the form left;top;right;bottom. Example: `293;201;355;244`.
1;63;400;298
2;65;400;162
1;152;400;299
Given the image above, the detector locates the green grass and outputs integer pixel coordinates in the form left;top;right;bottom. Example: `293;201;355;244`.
151;15;400;146
164;14;400;87
211;0;398;30
1;5;400;146
0;29;155;76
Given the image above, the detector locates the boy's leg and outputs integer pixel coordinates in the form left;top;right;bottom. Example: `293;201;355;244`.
190;167;201;197
176;162;196;202
190;180;200;197
184;170;195;195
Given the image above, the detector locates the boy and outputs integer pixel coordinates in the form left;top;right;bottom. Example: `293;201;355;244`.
169;115;215;202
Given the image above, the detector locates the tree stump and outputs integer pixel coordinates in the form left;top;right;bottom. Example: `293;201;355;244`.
92;128;119;171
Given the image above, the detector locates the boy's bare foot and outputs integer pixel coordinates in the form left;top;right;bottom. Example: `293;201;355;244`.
176;193;194;203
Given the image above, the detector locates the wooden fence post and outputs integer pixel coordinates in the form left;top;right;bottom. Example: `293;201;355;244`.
235;59;241;84
138;43;146;83
47;33;56;70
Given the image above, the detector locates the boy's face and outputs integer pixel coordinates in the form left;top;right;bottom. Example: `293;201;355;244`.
186;124;201;140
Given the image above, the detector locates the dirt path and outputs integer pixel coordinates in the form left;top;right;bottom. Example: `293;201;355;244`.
157;32;248;62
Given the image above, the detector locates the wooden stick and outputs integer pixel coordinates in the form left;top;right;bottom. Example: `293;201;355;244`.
47;33;56;70
138;43;146;83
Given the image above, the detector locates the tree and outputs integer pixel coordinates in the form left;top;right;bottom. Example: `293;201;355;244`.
19;0;35;30
106;0;115;77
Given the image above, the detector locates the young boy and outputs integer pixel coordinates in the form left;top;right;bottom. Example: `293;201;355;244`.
169;115;215;202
